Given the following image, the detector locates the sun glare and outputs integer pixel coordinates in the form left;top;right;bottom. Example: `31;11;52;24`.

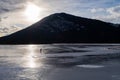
24;2;43;22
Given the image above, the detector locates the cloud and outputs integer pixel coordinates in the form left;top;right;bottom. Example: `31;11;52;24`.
0;24;22;36
91;8;105;13
0;0;28;14
91;5;120;23
106;5;120;23
107;5;120;16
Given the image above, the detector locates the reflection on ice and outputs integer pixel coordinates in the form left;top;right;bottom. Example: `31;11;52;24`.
27;55;36;68
24;45;44;68
26;45;37;68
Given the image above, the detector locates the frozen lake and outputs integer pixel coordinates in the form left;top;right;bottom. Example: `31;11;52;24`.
0;44;120;80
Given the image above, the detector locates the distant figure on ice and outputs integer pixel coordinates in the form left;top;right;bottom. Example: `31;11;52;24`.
40;48;42;53
40;48;44;55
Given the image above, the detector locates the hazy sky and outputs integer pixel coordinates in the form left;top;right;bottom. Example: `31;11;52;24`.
0;0;120;36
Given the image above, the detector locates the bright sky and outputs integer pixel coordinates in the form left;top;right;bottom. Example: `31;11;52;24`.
0;0;120;36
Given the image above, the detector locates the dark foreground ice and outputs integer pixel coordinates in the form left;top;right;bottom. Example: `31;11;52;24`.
0;44;120;80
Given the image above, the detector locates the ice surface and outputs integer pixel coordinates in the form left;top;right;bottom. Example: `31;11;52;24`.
0;44;120;80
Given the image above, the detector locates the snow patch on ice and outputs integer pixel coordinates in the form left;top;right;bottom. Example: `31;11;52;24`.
76;64;104;68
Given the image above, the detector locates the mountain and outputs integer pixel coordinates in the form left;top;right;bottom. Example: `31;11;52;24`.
0;13;120;44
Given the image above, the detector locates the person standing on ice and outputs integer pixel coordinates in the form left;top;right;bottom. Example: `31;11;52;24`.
40;48;44;55
40;48;42;53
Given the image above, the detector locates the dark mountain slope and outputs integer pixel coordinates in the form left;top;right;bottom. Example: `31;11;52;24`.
0;13;120;44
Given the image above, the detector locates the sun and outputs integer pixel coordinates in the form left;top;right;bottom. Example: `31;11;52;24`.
24;2;43;22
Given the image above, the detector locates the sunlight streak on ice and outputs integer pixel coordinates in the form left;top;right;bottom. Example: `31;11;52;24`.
24;45;45;68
